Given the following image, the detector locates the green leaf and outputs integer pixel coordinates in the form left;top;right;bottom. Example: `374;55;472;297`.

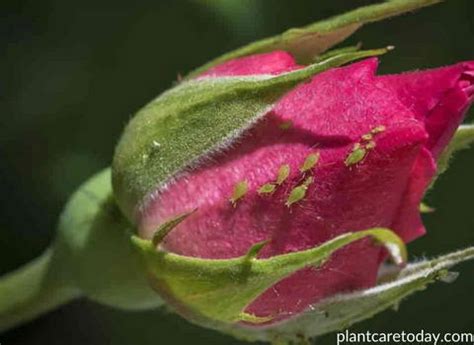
113;47;392;218
218;246;474;343
187;0;442;78
131;228;406;327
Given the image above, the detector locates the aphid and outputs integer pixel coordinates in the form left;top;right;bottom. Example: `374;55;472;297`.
345;146;367;166
286;186;307;207
365;141;376;150
230;180;249;206
371;125;386;134
276;164;291;185
300;152;320;173
279;120;293;130
258;183;276;195
361;133;373;141
302;176;314;187
285;177;313;207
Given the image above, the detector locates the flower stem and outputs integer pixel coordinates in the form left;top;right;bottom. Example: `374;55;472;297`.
0;247;81;332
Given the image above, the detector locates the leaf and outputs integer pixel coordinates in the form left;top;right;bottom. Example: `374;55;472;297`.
131;228;406;327
187;0;442;78
113;47;391;217
217;246;474;343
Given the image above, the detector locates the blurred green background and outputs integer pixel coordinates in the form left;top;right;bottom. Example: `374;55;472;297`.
1;0;473;344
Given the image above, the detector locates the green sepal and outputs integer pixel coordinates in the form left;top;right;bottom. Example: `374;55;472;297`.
437;124;474;178
0;169;163;332
419;202;435;213
131;228;406;326
152;209;197;247
113;47;391;219
56;169;161;310
314;43;362;63
243;240;270;261
422;124;473;207
217;246;474;344
239;312;273;325
187;0;442;78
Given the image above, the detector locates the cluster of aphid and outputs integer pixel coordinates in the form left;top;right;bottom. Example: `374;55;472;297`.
229;125;386;209
344;125;386;166
229;152;320;208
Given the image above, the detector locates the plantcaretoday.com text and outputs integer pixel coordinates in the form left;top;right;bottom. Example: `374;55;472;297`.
336;330;474;344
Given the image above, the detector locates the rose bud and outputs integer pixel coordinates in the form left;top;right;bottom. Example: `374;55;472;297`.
2;2;474;342
110;4;474;336
113;48;474;331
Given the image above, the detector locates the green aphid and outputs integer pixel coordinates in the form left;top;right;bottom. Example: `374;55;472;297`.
258;183;276;195
230;180;248;206
278;120;293;130
302;176;314;187
371;125;386;134
345;146;367;166
285;185;308;207
300;152;320;173
366;141;376;150
361;133;373;141
276;164;290;185
286;177;313;207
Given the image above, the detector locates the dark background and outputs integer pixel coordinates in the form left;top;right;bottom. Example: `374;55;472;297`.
1;0;473;344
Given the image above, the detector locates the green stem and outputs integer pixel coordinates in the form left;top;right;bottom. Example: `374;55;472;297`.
0;247;81;332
